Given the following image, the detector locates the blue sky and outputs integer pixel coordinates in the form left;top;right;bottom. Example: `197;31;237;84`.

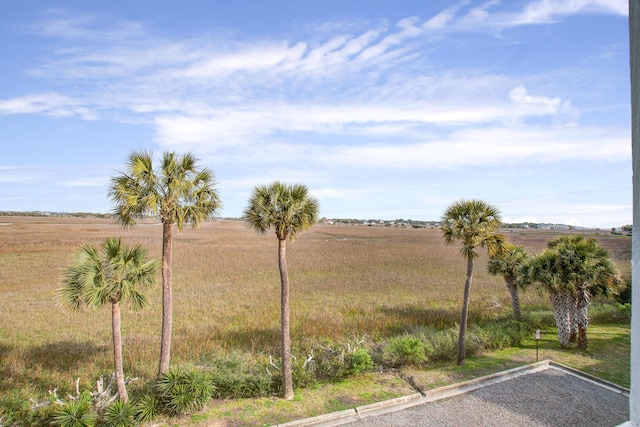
0;0;631;228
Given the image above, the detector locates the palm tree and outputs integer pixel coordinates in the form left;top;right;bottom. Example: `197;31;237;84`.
520;236;619;349
520;250;575;347
109;150;221;376
243;182;319;400
487;243;529;318
546;235;618;349
441;199;506;366
56;238;158;402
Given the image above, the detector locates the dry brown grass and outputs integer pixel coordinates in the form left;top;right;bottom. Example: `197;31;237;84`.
0;216;631;397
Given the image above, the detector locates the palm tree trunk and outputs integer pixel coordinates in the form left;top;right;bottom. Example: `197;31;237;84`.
278;238;294;400
506;280;521;319
158;221;173;376
456;257;473;366
577;285;590;350
112;301;128;402
549;289;571;347
569;293;578;343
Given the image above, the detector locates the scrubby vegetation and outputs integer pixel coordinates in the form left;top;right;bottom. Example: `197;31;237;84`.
0;216;631;425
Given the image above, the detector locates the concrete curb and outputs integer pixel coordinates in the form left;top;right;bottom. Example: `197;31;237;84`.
276;360;553;426
276;408;359;427
548;361;630;397
355;392;425;418
421;359;550;403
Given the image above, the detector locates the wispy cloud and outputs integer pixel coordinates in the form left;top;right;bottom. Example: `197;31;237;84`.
0;1;630;225
0;93;95;119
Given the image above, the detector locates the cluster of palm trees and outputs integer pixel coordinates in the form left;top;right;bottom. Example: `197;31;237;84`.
57;151;319;402
445;199;620;367
56;151;620;403
517;235;620;350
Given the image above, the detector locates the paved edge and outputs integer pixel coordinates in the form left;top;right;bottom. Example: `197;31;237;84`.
276;360;553;427
548;361;630;397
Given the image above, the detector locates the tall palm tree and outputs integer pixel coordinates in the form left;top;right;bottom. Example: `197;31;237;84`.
56;238;158;402
243;182;319;400
487;243;529;319
547;235;618;349
109;150;221;376
441;199;506;366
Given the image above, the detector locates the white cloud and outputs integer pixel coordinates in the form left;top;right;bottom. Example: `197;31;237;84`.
0;3;630;227
419;0;627;34
319;125;629;170
0;93;95;119
30;8;145;41
509;86;561;108
424;1;471;30
516;0;627;24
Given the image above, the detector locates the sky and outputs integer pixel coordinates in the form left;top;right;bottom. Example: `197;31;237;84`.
0;0;631;228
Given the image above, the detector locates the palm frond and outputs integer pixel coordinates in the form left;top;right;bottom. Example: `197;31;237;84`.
243;182;319;241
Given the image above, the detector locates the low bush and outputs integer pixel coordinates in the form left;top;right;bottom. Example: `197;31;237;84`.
133;393;159;424
520;310;556;328
615;278;632;304
374;318;533;368
480;320;531;349
268;339;375;393
52;392;96;427
424;328;458;361
102;400;136;427
268;353;315;394
0;392;59;427
380;335;430;367
305;342;375;380
156;366;215;417
589;303;632;323
349;348;374;375
203;353;273;399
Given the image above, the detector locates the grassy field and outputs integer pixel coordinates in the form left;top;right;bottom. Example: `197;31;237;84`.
0;216;631;424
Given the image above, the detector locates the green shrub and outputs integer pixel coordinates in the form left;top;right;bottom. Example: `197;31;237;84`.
379;335;429;367
309;340;375;380
480;320;530;349
521;310;556;328
465;326;487;357
0;393;42;426
52;393;96;427
156;366;215;416
307;346;348;380
615;278;632;304
269;339;375;387
205;353;273;399
133;393;159;423
425;328;457;361
268;354;316;394
101;400;136;427
349;348;374;375
589;303;632;323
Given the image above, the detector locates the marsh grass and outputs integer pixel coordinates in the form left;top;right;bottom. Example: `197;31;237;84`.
0;216;631;402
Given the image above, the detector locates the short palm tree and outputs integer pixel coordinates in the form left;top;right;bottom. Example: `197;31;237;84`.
243;182;319;400
441;199;506;366
56;238;158;402
487;243;529;318
520;250;575;347
109;150;221;376
547;235;619;349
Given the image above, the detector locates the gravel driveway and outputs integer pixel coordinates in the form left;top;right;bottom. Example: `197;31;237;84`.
279;361;629;427
342;367;629;427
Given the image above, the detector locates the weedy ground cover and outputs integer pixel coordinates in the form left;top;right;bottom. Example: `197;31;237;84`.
0;216;631;419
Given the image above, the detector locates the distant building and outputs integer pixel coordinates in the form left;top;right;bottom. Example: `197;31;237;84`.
537;223;570;230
